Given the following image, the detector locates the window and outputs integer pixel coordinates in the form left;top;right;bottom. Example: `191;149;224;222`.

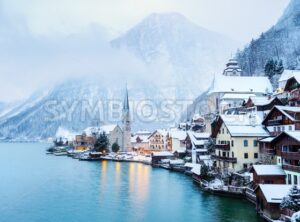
222;152;226;157
288;174;292;185
254;153;258;159
294;175;298;185
243;164;248;169
282;126;285;131
232;152;234;158
218;151;221;156
222;128;224;134
231;140;234;147
244;140;248;147
274;127;276;132
253;140;258;147
244;153;248;159
277;126;281;132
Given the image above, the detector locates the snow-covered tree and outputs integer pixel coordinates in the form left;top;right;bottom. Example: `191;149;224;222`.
291;211;300;222
281;186;300;212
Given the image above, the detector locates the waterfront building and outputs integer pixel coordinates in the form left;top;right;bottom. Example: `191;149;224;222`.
211;114;269;172
122;86;131;152
255;184;293;221
250;165;286;188
186;131;210;164
147;129;171;153
131;131;151;154
151;151;174;165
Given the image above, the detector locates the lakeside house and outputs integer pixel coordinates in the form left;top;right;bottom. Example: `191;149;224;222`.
186;131;210;163
151;151;174;165
146;129;171;153
250;165;286;188
131;131;151;154
211;114;269;172
255;184;293;221
168;130;187;153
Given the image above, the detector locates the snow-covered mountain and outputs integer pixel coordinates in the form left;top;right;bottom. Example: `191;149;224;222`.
111;13;239;89
0;13;240;140
237;0;300;75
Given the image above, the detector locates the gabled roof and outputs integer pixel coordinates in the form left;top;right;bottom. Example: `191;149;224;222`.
247;96;274;106
257;185;294;203
259;137;275;143
272;131;300;144
208;76;272;95
213;114;269;137
262;106;300;125
251;165;285;176
148;129;169;139
279;70;300;82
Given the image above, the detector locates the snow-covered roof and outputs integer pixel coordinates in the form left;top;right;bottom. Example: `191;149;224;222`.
252;165;285;176
259;137;275;143
135;130;151;135
191;164;201;175
184;163;199;168
249;96;274;106
208;76;272;95
222;93;255;100
279;70;300;82
282;131;300;142
170;159;184;165
152;151;173;157
274;106;300;121
259;185;293;203
221;114;269;137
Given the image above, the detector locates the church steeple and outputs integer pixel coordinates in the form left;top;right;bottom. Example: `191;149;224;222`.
122;85;131;152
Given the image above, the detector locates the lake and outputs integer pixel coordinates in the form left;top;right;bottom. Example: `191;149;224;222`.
0;143;263;222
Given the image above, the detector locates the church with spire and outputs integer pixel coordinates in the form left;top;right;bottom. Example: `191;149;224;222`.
122;86;131;152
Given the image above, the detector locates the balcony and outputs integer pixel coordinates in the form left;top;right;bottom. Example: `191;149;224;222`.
289;90;300;101
212;155;237;163
281;151;300;160
261;148;276;155
215;144;230;151
267;119;282;126
282;164;300;173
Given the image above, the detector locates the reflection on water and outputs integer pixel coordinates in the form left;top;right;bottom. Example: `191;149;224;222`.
0;143;263;222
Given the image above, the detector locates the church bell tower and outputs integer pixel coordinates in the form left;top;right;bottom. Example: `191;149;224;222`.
122;86;131;152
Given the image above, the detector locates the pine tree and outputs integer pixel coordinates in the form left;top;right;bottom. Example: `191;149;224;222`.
94;132;110;153
281;186;300;212
111;142;120;153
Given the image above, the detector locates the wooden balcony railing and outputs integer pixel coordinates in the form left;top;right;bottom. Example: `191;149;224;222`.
212;155;237;163
281;151;300;160
215;144;230;151
282;164;300;173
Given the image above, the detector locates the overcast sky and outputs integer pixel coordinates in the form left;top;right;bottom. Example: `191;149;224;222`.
0;0;291;102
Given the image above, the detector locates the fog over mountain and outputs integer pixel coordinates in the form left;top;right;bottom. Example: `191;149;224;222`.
0;12;239;140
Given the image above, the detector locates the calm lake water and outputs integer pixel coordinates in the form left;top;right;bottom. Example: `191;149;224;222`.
0;143;263;222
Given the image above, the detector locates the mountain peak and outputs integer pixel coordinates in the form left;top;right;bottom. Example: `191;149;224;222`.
277;0;300;28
